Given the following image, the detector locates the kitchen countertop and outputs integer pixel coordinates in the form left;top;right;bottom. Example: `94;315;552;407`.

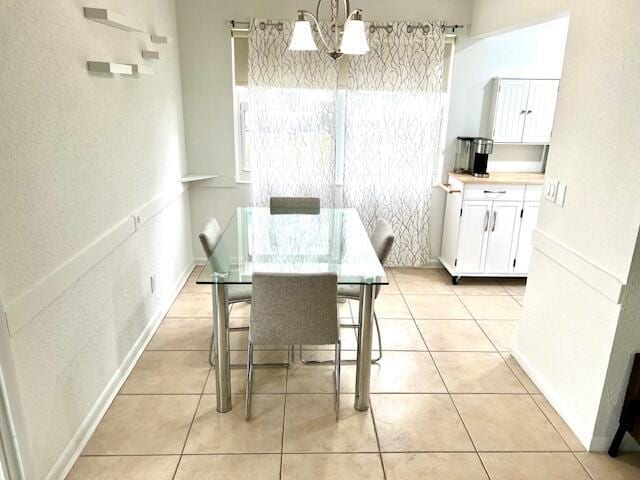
448;172;545;185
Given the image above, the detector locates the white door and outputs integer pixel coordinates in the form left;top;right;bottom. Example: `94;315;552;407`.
484;201;521;273
492;79;530;143
456;200;491;273
522;79;560;143
514;202;540;274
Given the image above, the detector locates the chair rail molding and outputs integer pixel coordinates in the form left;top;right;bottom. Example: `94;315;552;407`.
4;185;187;336
532;229;627;304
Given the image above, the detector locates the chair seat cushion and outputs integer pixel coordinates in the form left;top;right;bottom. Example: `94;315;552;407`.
228;284;252;302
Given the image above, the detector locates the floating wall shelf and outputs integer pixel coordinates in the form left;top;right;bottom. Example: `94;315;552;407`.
84;7;143;33
151;35;174;44
87;61;133;75
141;50;160;60
130;64;154;75
180;174;219;183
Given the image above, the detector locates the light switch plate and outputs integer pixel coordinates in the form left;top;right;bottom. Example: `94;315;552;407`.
555;184;567;207
545;178;558;202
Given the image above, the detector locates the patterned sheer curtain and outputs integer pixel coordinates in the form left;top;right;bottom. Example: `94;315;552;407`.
343;22;445;266
247;19;338;207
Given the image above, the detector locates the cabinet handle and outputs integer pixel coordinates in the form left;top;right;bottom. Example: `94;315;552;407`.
483;211;490;231
520;110;526;115
527;110;533;114
491;211;497;232
483;190;507;194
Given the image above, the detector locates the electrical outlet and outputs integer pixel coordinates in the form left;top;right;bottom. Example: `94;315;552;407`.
150;274;156;294
544;178;558;202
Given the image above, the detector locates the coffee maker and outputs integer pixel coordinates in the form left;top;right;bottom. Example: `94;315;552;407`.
455;137;494;178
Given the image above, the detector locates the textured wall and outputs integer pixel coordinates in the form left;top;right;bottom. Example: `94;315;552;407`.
472;0;640;450
0;0;191;477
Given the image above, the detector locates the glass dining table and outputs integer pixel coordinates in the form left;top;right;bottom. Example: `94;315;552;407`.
197;207;388;413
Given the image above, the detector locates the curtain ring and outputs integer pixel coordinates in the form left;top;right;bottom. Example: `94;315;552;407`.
259;21;283;31
369;24;393;34
422;25;431;34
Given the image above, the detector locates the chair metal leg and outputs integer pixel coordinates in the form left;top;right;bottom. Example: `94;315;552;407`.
245;343;254;419
299;344;335;365
335;339;341;420
299;312;383;366
372;313;382;363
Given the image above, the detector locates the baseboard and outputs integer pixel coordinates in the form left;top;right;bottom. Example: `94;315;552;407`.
511;347;592;451
590;433;640;452
45;259;195;480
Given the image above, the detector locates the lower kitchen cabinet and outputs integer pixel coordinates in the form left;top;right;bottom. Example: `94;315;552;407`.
439;172;543;283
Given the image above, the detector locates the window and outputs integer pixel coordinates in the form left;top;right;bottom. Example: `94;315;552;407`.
231;34;455;185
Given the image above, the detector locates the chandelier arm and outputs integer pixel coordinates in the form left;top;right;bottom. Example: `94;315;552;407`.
343;7;362;23
299;9;332;52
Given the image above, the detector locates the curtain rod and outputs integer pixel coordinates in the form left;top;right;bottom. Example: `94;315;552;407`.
230;20;464;33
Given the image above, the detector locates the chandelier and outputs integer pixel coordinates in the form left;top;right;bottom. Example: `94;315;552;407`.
288;0;369;59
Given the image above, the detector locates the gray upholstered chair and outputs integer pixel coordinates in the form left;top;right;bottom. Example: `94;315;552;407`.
199;217;252;365
298;218;395;364
269;196;321;214
246;272;341;419
338;218;395;362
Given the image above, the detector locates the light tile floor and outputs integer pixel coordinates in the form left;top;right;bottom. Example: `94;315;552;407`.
68;267;640;479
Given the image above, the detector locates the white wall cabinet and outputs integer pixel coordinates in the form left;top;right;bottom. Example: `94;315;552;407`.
489;78;560;144
439;173;543;283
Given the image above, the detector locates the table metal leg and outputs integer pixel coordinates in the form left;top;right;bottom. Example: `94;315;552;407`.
212;283;232;413
355;284;375;411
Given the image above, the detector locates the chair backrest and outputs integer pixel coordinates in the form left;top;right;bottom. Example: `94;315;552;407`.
371;219;395;265
199;217;222;258
269;196;321;214
250;272;338;346
371;219;395;297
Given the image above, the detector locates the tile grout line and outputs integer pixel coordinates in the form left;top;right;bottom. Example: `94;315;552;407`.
401;277;494;480
368;400;387;480
450;278;532;395
279;348;289;480
170;363;210;480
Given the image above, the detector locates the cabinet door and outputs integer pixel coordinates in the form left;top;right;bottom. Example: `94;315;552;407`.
492;79;530;143
522;79;560;143
484;201;521;274
457;201;491;273
514;202;540;274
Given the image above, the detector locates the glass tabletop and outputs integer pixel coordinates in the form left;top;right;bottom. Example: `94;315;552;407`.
197;207;388;285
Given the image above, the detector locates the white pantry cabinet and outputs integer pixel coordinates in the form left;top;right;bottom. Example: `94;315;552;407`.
439;172;543;284
489;78;560;144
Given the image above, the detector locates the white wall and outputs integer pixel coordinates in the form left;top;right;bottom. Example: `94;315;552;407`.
444;16;568;172
0;1;192;478
472;0;640;450
176;0;476;262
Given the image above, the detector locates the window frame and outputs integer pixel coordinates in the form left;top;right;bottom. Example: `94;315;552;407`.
231;37;457;186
